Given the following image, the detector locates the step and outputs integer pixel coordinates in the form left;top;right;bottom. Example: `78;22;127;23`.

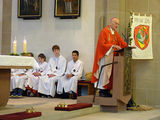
77;95;117;106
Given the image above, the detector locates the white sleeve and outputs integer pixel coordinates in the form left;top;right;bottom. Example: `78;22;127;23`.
105;45;113;56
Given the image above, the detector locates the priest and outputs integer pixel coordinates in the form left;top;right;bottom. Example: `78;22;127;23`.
92;17;128;97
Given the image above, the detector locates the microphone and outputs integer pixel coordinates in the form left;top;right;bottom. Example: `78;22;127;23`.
122;33;129;45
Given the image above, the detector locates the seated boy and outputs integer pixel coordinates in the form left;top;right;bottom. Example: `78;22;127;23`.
38;45;66;98
57;50;83;99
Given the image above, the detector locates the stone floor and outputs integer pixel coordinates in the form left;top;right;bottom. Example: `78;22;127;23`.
69;109;160;120
0;97;100;120
0;97;160;120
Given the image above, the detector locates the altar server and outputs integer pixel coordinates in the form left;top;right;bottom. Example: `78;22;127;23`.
57;50;83;99
11;69;21;92
27;53;48;97
38;45;66;98
11;53;35;97
11;69;28;97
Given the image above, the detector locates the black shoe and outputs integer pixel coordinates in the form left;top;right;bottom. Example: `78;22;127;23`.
71;92;77;99
61;89;69;99
61;93;70;99
41;95;47;98
30;92;36;97
99;89;106;97
27;90;31;97
39;93;47;98
11;88;17;97
105;90;112;97
56;94;63;98
48;95;53;99
17;88;23;97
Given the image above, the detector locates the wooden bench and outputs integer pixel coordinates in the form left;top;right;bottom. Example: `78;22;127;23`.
78;80;95;96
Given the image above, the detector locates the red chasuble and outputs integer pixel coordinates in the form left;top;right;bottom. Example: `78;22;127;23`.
92;25;128;89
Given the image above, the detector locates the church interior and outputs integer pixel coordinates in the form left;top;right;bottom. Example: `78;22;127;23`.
0;0;160;120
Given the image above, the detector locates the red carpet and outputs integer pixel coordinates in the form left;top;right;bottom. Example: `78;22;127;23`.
0;112;41;120
55;103;92;111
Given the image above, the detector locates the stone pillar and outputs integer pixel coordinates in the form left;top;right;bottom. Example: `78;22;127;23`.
94;0;106;50
1;0;12;55
0;0;3;54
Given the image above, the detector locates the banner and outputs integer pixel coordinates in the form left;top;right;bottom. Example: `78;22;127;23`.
131;13;153;59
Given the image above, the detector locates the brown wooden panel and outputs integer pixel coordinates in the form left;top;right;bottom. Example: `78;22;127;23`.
94;96;117;106
113;56;124;99
78;82;95;95
77;95;117;106
77;95;94;104
0;69;11;107
113;56;131;104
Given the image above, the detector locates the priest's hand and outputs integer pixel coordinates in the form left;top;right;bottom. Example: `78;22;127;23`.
66;74;73;79
113;45;121;50
48;74;55;78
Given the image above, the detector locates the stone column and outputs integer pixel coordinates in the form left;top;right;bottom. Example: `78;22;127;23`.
1;0;12;55
0;0;3;54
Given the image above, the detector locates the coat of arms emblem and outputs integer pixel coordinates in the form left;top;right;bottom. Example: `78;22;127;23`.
134;25;150;50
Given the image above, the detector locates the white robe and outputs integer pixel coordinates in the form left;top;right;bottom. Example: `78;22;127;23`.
94;46;114;89
57;60;83;94
11;59;39;91
27;61;48;90
11;69;28;90
11;69;21;91
38;55;66;97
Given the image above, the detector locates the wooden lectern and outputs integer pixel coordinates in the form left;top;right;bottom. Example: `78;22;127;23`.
0;55;37;107
77;47;132;112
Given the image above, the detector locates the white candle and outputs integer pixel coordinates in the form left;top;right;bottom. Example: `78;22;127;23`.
23;37;27;53
13;40;17;54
